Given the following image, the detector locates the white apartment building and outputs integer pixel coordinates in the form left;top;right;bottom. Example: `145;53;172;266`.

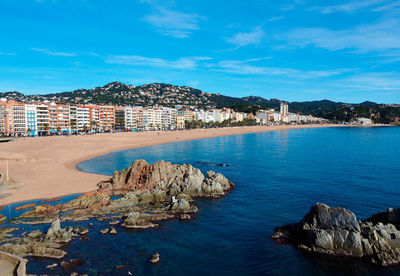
77;107;90;130
36;104;49;136
25;104;38;136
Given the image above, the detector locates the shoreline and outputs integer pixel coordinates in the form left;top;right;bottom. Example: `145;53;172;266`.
0;124;371;205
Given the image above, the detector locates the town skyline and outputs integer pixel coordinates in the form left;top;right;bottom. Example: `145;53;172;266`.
1;0;400;103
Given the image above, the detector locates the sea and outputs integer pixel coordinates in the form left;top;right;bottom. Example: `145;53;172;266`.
1;126;400;275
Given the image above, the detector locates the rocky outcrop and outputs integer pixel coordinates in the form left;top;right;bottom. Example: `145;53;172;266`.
273;203;400;266
97;160;234;198
0;218;73;259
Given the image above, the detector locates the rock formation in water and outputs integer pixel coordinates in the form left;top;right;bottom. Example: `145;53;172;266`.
0;218;91;259
272;203;400;266
97;160;234;198
13;159;233;230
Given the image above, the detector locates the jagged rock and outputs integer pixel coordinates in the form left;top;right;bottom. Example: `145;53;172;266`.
179;213;191;220
150;253;160;264
273;203;400;266
97;160;234;198
109;220;120;225
170;197;194;213
45;218;72;243
0;227;18;243
100;228;109;234
0;242;68;259
109;227;118;235
79;227;89;235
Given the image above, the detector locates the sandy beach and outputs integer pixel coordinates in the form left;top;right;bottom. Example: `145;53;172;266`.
0;124;340;205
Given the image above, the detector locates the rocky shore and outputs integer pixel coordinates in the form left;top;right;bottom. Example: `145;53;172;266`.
0;160;234;268
272;203;400;266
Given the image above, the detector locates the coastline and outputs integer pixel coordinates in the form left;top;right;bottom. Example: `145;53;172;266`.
0;124;352;205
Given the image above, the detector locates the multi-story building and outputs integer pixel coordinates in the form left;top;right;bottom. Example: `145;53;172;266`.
177;114;185;130
184;110;194;122
0;99;9;135
124;107;134;130
99;105;115;131
76;106;90;131
280;102;289;123
47;102;70;133
132;107;143;130
69;106;77;133
36;103;50;136
8;100;27;135
25;104;38;136
88;106;100;131
115;107;125;131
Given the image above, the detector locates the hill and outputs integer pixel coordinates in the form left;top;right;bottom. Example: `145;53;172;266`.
1;82;399;124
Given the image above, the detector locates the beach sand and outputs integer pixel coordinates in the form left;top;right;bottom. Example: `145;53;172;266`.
0;124;339;205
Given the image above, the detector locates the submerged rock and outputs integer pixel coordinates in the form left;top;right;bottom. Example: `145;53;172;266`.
61;258;84;270
150;253;160;264
273;203;400;266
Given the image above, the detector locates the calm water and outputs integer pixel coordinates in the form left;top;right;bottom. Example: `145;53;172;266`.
3;127;400;275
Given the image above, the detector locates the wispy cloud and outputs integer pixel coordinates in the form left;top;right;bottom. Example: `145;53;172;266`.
105;55;211;69
145;8;201;38
0;52;16;56
309;0;399;13
268;16;285;22
225;26;265;47
214;58;349;78
283;19;400;58
30;48;77;57
338;72;400;91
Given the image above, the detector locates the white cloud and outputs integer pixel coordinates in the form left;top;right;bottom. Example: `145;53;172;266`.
0;52;16;56
214;59;349;78
105;55;211;69
30;48;77;57
309;0;400;13
338;72;400;91
225;26;265;47
145;8;200;38
283;19;400;57
268;16;285;22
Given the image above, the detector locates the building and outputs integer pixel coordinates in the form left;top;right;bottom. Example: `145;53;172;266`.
6;100;27;136
99;105;115;131
76;106;90;131
47;102;70;134
36;104;50;136
0;99;9;135
25;104;38;136
115;107;125;131
177;114;185;129
69;106;77;133
356;117;373;125
280;102;289;123
88;106;100;131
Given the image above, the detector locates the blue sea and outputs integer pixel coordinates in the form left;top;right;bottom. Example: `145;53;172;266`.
2;127;400;275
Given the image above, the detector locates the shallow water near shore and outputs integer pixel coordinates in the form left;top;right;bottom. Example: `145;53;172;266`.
2;127;400;275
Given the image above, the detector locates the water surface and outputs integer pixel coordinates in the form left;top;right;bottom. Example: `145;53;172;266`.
3;127;400;275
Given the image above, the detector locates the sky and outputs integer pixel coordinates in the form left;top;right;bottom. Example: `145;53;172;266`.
1;0;400;103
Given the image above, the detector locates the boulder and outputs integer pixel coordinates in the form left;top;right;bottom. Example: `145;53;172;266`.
273;203;400;266
150;253;160;264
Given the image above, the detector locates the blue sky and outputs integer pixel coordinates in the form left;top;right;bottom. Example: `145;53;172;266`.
1;0;400;103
